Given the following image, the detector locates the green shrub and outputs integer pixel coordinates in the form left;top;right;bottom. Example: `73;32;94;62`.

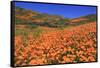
43;21;66;27
15;18;24;24
74;21;86;26
33;28;43;37
88;18;96;22
44;22;51;27
15;29;28;36
27;24;38;29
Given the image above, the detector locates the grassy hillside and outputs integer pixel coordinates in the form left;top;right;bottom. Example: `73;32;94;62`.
15;7;96;28
15;7;70;27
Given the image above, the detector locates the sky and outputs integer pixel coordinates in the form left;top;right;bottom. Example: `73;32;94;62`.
15;2;97;19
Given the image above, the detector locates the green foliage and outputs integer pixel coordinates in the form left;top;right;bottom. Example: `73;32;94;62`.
15;28;43;38
44;22;51;27
74;21;87;26
15;18;24;24
15;29;28;36
33;28;43;37
57;26;69;30
55;21;65;25
88;18;96;22
43;20;67;27
16;7;27;15
63;18;70;22
74;56;80;62
26;24;38;29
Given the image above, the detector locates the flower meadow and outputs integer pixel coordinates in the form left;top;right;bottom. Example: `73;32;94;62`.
14;22;97;66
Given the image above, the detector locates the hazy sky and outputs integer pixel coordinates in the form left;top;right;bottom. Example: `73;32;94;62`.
15;1;97;19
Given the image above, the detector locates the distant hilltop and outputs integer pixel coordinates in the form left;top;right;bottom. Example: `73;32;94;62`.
15;7;96;27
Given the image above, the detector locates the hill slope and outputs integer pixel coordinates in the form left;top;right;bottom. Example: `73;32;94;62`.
15;7;96;27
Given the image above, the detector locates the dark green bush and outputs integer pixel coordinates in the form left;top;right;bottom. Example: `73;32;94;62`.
15;18;24;24
74;21;86;26
88;18;96;22
26;24;38;29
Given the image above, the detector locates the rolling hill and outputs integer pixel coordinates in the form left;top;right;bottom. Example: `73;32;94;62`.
15;7;96;27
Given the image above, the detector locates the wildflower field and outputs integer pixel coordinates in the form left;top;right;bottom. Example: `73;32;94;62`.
14;22;97;66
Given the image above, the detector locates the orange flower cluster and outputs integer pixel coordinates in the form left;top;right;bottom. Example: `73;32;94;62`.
14;22;97;66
